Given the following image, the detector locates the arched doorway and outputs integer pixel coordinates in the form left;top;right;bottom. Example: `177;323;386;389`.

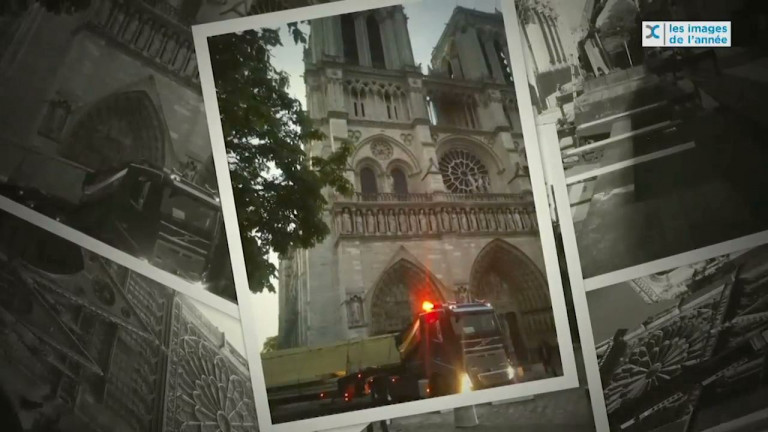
468;239;554;364
60;90;167;172
369;259;445;336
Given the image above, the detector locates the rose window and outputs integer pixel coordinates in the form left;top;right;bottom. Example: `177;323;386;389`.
438;149;490;193
174;337;258;432
603;309;713;413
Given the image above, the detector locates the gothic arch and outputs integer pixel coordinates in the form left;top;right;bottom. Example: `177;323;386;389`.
60;89;170;172
366;251;447;336
354;156;384;195
468;239;554;361
352;134;421;174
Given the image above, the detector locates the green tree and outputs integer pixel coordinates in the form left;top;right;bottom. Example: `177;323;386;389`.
262;335;279;353
208;25;353;295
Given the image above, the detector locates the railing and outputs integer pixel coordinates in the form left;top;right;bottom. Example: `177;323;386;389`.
338;192;534;204
332;200;537;238
85;0;200;89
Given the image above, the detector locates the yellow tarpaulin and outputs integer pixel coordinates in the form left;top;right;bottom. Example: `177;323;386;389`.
261;334;402;389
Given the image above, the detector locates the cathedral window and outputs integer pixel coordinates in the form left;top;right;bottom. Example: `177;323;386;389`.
494;39;513;83
366;15;386;69
360;166;378;196
341;13;359;65
390;168;408;195
438;149;490;193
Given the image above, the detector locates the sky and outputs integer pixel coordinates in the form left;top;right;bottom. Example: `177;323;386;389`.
243;0;591;352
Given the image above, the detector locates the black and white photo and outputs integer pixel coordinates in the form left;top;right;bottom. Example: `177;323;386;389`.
517;0;768;280
0;205;259;432
0;0;333;306
588;244;768;432
194;0;578;430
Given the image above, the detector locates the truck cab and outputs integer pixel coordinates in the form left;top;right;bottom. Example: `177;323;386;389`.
405;301;517;397
0;163;228;287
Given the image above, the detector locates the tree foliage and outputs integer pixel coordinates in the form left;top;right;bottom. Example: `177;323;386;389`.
262;335;279;353
208;26;353;294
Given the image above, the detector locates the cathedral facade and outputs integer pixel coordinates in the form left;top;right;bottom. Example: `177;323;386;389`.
0;0;259;199
277;6;558;367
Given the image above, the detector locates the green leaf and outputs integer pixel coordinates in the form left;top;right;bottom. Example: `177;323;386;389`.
209;27;352;295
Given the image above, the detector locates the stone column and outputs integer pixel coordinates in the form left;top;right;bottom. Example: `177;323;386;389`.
407;77;429;121
324;68;346;114
482;34;505;83
309;19;325;64
381;12;399;70
394;7;415;66
534;10;555;66
453;27;487;81
355;15;371;67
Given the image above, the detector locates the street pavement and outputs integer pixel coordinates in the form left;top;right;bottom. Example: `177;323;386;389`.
384;387;594;432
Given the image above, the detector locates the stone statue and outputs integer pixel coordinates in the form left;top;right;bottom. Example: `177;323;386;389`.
398;209;408;233
440;208;451;231
477;210;487;230
469;209;478;231
409;210;418;233
513;209;523;230
387;210;397;233
504;209;515;231
386;173;395;194
428;210;438;233
450;209;460;231
377;210;387;233
354;210;364;233
342;210;352;233
365;210;375;234
459;209;469;231
418;209;428;233
486;210;496;231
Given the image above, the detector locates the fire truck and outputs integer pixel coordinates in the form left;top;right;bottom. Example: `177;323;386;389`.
0;161;229;288
263;300;516;411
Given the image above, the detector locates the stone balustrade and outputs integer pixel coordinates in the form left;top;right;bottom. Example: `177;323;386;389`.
86;0;200;89
332;195;538;238
339;191;533;203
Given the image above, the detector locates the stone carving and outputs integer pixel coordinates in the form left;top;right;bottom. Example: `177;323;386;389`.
400;133;414;146
348;129;362;143
89;0;200;87
438;149;491;193
371;140;394;160
345;294;365;328
313;204;539;237
170;337;258;431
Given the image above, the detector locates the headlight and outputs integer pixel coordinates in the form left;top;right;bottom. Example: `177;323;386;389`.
460;373;473;393
506;365;515;380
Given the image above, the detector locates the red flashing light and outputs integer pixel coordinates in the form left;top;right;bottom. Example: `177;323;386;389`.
422;301;435;312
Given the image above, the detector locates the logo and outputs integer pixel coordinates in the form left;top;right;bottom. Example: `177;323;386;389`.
642;21;731;47
645;24;661;39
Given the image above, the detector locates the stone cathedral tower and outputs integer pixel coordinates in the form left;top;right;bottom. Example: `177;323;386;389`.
278;6;557;367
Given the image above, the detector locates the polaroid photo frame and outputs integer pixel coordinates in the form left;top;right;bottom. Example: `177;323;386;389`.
0;200;258;430
193;0;579;431
0;194;239;318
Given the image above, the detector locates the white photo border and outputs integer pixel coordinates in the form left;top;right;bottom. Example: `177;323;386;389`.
193;0;580;431
0;195;240;318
